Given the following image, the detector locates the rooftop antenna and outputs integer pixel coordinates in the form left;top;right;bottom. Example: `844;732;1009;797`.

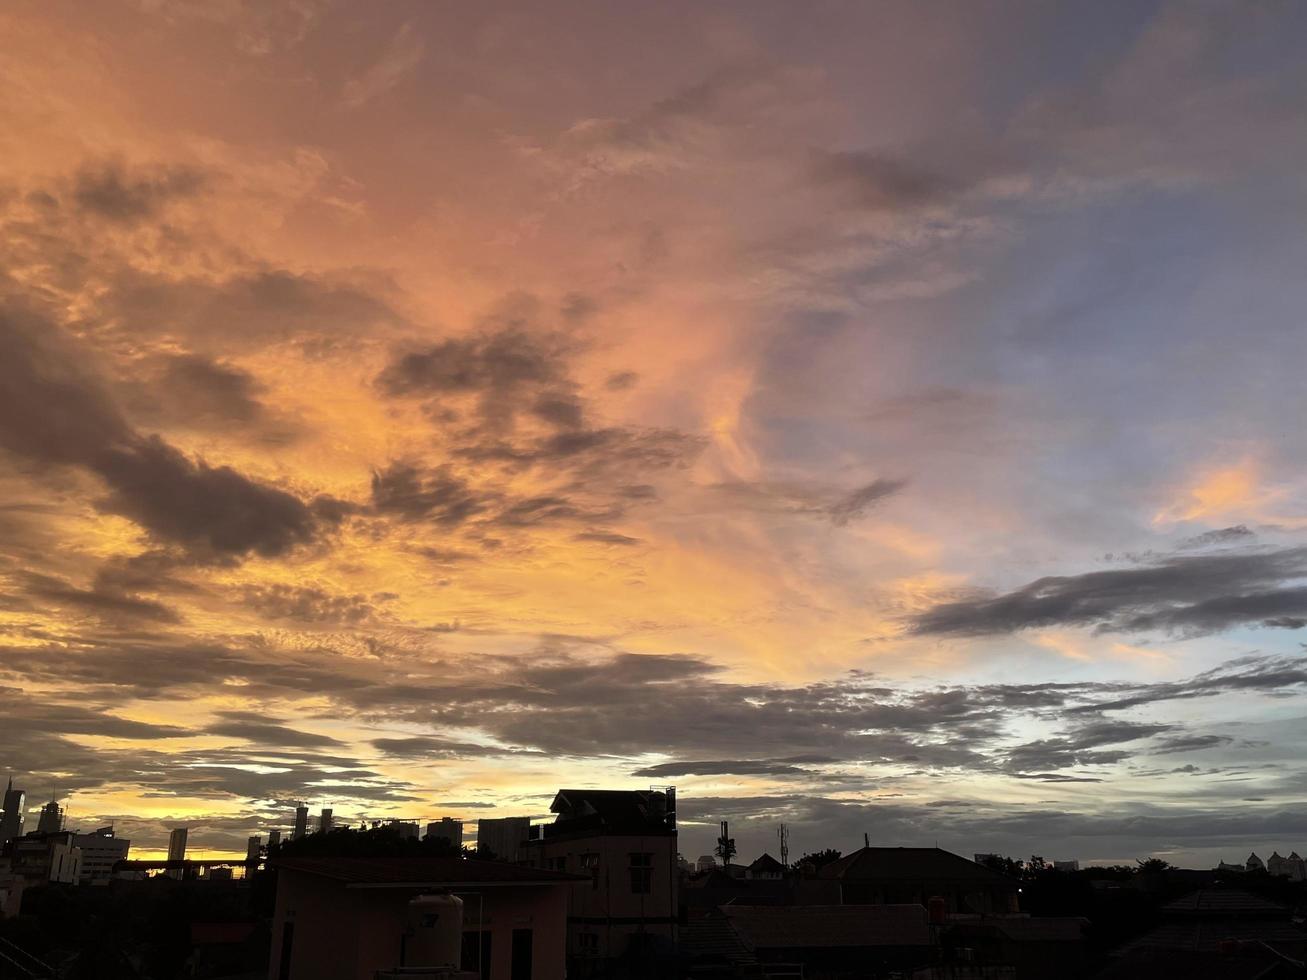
864;832;870;849
777;824;790;867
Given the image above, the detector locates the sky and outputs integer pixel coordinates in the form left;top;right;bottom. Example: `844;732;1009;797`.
3;0;1307;866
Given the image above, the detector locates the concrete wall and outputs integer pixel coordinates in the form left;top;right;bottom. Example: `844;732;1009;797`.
268;870;569;980
531;834;678;961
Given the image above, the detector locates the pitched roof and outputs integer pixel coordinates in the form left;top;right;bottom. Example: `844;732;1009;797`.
725;904;931;949
1161;889;1288;916
543;789;673;837
817;847;1012;883
275;856;582;887
748;853;785;873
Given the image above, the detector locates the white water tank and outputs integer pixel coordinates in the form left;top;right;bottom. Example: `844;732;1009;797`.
402;893;464;970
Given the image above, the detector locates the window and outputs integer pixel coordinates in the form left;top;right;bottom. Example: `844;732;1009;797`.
577;932;599;957
629;852;653;894
580;851;600;889
549;855;567;871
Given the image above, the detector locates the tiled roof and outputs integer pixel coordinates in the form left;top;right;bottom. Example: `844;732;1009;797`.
1161;889;1288;915
275;856;582;886
817;847;1012;883
724;904;931;948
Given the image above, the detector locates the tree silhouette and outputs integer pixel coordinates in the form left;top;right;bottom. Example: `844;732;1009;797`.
793;848;842;871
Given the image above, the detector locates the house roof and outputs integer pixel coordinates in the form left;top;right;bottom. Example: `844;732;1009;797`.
950;915;1089;943
1161;889;1288;916
275;856;583;887
724;904;931;949
817;847;1013;884
749;853;785;873
541;789;674;838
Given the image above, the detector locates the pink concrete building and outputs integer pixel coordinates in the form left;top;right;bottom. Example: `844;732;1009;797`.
269;856;579;980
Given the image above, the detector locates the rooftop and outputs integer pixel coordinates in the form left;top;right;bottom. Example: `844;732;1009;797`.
533;788;675;840
1162;889;1289;916
817;846;1013;883
724;904;931;949
275;856;584;887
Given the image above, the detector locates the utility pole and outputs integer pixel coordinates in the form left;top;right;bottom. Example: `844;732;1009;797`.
777;824;790;867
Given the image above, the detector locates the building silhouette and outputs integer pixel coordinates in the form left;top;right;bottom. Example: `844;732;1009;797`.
477;816;531;862
293;804;309;840
168;827;188;862
318;808;334;834
425;817;463;849
0;778;24;844
35;798;63;835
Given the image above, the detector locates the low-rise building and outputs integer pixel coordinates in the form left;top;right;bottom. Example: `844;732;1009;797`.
525;788;678;973
814;846;1019;914
268;855;578;980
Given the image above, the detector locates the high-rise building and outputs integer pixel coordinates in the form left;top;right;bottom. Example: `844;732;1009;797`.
425;817;463;849
0;778;25;844
168;827;188;862
35;799;63;834
268;829;281;850
246;836;262;862
72;826;130;884
476;816;531;862
318;808;333;834
293;804;309;840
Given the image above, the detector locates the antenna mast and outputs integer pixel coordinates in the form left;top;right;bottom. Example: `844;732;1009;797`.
777;823;790;867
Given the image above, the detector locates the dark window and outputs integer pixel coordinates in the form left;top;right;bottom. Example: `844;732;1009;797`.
629;852;653;894
511;928;533;980
577;932;599;957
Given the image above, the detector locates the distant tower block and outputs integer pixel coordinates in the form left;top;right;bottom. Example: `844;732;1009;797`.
0;778;26;844
168;827;188;862
426;817;464;849
293;804;309;840
36;799;64;834
318;808;334;834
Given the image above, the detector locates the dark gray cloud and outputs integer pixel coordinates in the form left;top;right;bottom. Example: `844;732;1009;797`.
94;436;328;558
714;477;906;525
1152;734;1234;755
72;161;205;222
206;710;343;748
376;328;568;413
605;370;639;391
238;583;384;625
124;353;270;429
1179;525;1255;549
7;570;179;625
370;736;542;759
911;547;1307;637
809;150;957;211
631;759;814;778
827;479;909;525
0;308;337;559
370;462;491;525
574;529;642;546
1003;720;1172;774
103;267;399;350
